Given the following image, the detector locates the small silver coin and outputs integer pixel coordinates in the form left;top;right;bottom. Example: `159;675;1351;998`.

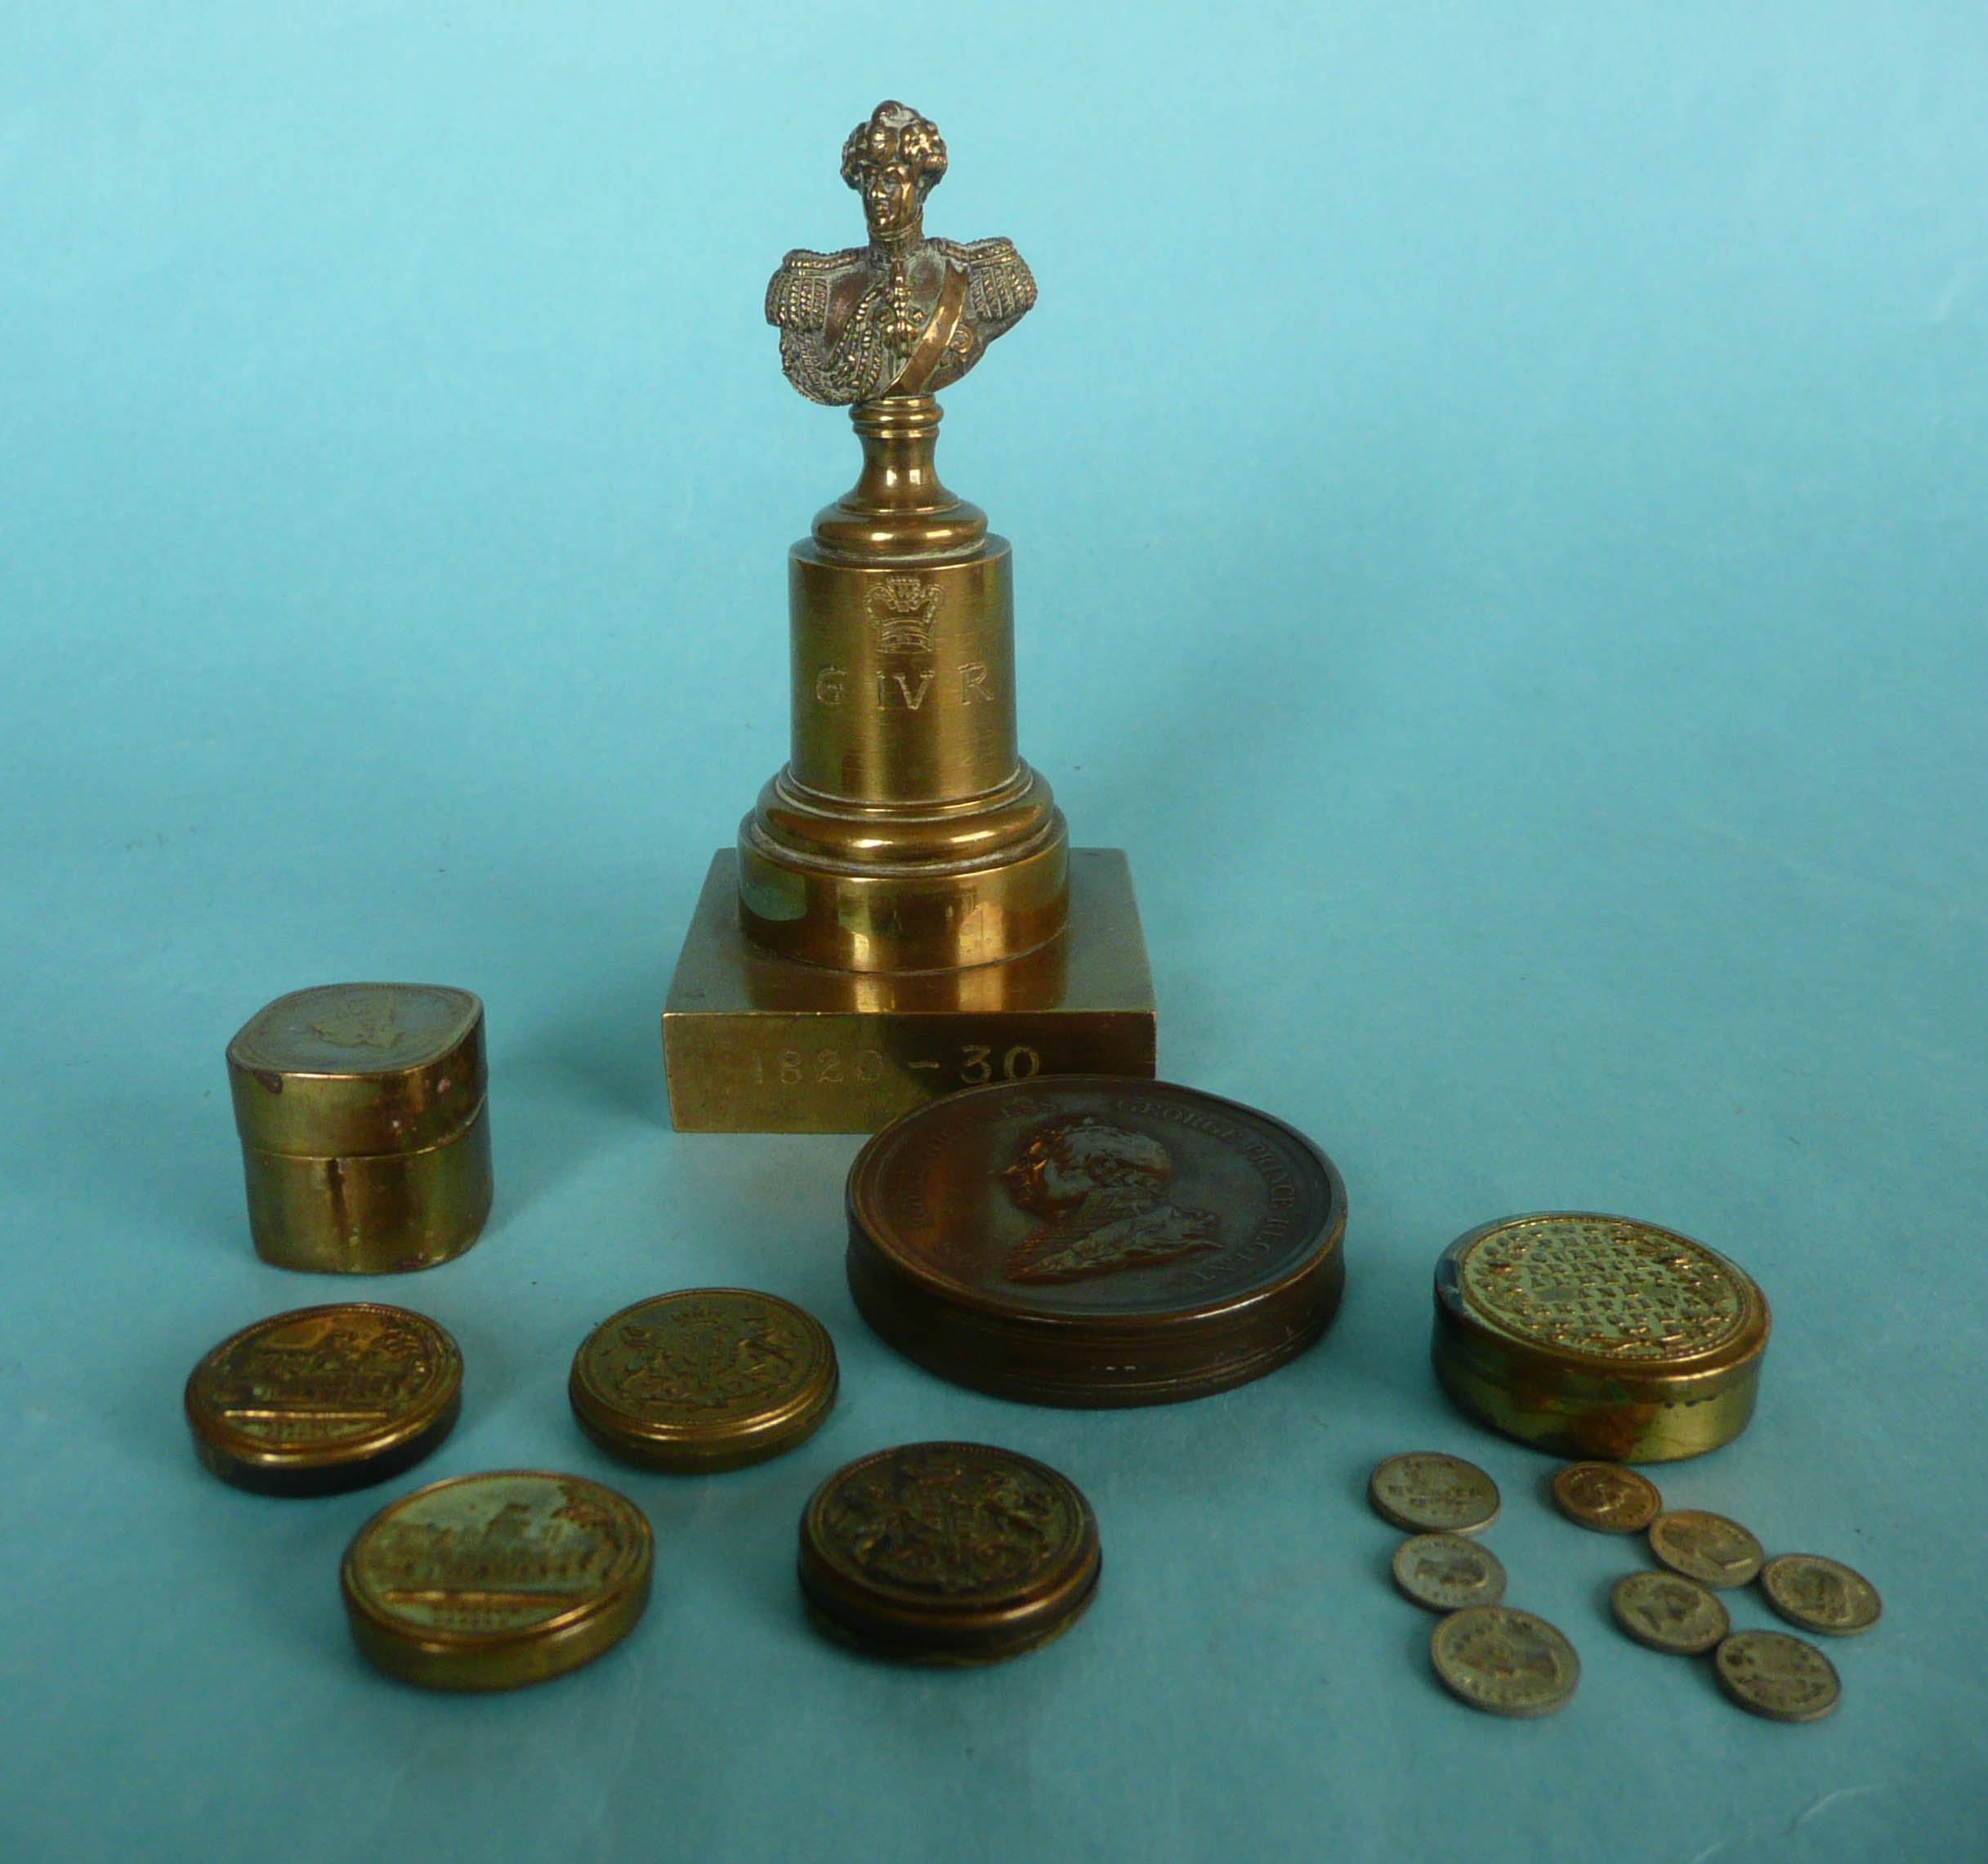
1369;1453;1501;1535
1759;1553;1882;1638
1647;1509;1765;1589
1430;1606;1579;1719
1392;1533;1508;1613
1610;1569;1731;1656
1714;1629;1842;1723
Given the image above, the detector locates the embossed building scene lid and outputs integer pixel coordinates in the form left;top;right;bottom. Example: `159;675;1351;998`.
844;1078;1347;1407
569;1288;838;1473
184;1303;463;1495
797;1441;1100;1665
1432;1212;1771;1464
340;1470;653;1691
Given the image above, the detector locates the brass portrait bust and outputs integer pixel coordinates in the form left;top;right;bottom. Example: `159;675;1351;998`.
766;101;1038;405
1000;1116;1222;1285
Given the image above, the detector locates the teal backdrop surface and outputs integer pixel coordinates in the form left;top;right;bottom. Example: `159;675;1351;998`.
3;3;1985;1859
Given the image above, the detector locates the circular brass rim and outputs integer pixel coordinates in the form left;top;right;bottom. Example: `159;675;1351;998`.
184;1303;463;1491
568;1288;839;1472
340;1469;653;1692
797;1441;1101;1662
800;1557;1101;1666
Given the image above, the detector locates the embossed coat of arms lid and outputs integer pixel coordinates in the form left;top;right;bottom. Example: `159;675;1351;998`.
185;1302;463;1495
569;1288;838;1472
797;1441;1100;1665
1432;1212;1771;1464
844;1078;1347;1406
340;1469;654;1691
226;983;492;1274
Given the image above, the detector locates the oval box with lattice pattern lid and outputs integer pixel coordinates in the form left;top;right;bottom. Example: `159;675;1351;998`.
1432;1212;1770;1464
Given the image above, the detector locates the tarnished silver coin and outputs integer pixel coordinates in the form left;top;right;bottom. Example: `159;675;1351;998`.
1648;1509;1764;1588
1430;1606;1579;1718
1369;1453;1500;1535
1714;1629;1841;1722
1610;1569;1731;1655
1759;1553;1882;1638
1392;1534;1508;1613
1552;1462;1662;1535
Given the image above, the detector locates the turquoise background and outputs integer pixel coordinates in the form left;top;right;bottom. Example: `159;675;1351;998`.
4;3;1986;1859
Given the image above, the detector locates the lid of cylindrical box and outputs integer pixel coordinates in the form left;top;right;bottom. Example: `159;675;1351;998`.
341;1470;653;1692
797;1441;1101;1665
1432;1212;1771;1464
228;984;485;1159
185;1302;462;1495
569;1289;839;1473
845;1077;1347;1408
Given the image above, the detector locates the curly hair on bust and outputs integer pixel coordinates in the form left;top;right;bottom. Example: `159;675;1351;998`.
1006;1119;1173;1205
841;100;949;194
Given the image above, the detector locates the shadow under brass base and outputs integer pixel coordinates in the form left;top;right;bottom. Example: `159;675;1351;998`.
663;847;1155;1133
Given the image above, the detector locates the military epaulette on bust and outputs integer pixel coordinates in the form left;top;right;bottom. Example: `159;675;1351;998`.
935;236;1039;328
765;248;844;332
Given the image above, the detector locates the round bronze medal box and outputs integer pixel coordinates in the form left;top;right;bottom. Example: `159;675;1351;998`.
226;983;493;1274
1432;1212;1771;1464
341;1470;653;1692
845;1077;1347;1407
569;1288;838;1473
185;1302;462;1496
798;1441;1100;1665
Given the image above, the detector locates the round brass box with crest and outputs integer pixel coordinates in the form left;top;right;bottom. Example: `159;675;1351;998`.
185;1303;462;1496
846;1077;1347;1407
797;1441;1100;1665
569;1288;838;1473
1432;1213;1770;1464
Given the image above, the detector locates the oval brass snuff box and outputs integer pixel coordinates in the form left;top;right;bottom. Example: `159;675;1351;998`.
846;1078;1347;1406
341;1470;652;1691
798;1441;1100;1665
1432;1213;1770;1464
570;1288;838;1472
185;1303;462;1495
227;983;493;1273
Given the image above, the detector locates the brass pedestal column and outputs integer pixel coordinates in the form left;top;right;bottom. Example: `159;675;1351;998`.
662;101;1153;1133
739;395;1068;974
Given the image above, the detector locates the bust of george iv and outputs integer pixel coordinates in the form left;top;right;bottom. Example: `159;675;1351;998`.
766;101;1037;406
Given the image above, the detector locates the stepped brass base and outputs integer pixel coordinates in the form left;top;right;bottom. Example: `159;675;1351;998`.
663;848;1155;1133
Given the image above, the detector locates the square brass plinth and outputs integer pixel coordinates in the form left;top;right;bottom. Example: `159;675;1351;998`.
663;848;1155;1133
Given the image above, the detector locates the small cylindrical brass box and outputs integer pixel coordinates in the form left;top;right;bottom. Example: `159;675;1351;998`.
1432;1212;1770;1464
226;984;493;1274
